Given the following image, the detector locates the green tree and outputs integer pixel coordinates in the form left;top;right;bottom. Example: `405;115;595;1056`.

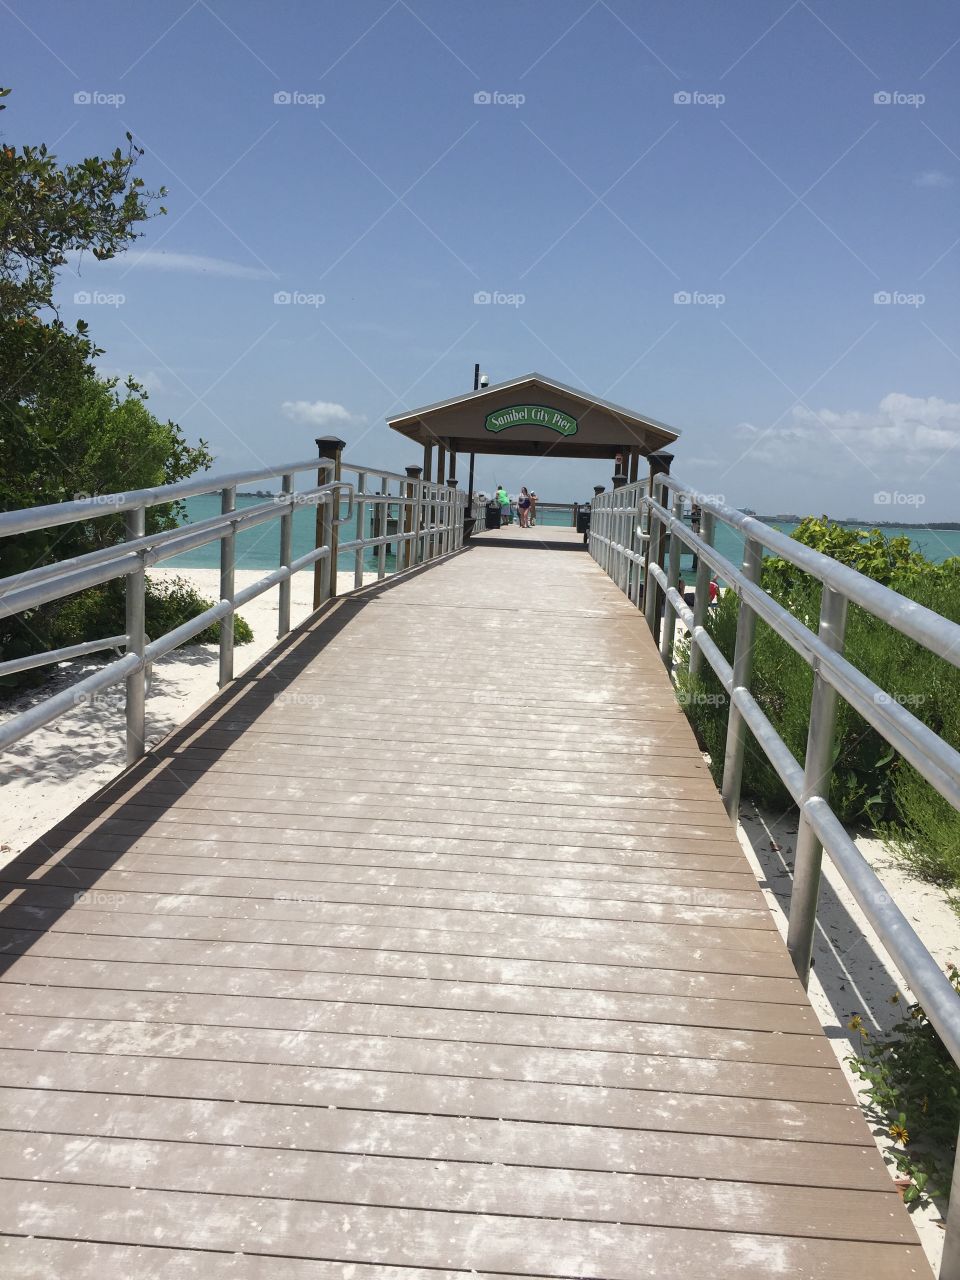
0;88;248;678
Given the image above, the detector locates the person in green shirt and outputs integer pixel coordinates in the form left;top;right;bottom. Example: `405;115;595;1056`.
495;484;511;527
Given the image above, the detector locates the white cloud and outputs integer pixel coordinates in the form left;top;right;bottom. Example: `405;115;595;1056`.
734;393;960;468
280;399;366;427
71;249;272;279
914;169;954;189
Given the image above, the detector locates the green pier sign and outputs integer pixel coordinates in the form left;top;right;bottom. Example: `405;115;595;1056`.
484;404;578;436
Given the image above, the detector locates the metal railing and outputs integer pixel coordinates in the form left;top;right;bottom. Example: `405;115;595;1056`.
590;473;960;1278
0;453;466;764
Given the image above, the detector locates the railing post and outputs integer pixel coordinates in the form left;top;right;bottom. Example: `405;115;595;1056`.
688;508;715;679
124;507;146;765
940;1144;960;1280
643;451;674;626
643;477;665;634
354;470;367;590
589;485;603;563
447;478;458;553
404;465;422;569
278;473;293;638
377;476;388;580
612;469;627;588
218;485;236;688
313;436;345;609
630;481;647;607
786;584;849;984
720;536;763;819
659;490;685;668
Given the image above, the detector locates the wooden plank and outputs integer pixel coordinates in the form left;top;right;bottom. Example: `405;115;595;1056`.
0;955;822;1034
0;1047;867;1142
0;925;809;1001
0;984;830;1058
8;844;763;892
0;1181;926;1277
0;1131;913;1243
3;856;768;915
0;915;800;977
1;1239;539;1280
0;1086;890;1187
1;882;782;945
19;820;747;862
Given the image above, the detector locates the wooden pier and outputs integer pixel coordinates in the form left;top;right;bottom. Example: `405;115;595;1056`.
0;527;927;1278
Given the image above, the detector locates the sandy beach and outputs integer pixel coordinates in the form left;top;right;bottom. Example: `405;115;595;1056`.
0;565;375;859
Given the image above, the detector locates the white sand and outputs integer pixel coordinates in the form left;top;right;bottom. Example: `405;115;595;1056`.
0;566;375;859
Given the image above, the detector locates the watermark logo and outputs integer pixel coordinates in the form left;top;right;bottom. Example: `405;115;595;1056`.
74;889;126;907
674;90;725;108
474;289;526;307
474;90;525;108
274;90;325;108
874;490;926;507
674;290;725;308
72;490;128;507
74;90;125;108
275;889;324;904
874;90;925;108
274;691;325;708
274;290;325;307
874;690;927;709
72;691;112;711
677;689;726;708
74;290;125;308
873;290;925;308
689;489;726;507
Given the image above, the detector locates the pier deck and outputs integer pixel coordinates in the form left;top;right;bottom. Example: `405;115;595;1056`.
0;527;926;1278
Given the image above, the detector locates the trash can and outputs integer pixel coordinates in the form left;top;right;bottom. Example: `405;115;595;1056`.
576;504;591;542
485;501;501;530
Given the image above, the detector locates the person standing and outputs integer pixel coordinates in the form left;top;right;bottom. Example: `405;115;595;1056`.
529;492;538;526
518;486;531;528
496;484;511;527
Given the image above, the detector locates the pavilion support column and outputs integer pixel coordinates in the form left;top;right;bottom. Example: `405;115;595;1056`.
465;451;476;537
423;443;433;482
448;449;457;482
437;444;446;486
628;449;640;484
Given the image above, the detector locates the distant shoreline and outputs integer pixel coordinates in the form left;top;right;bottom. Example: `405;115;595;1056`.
754;515;960;530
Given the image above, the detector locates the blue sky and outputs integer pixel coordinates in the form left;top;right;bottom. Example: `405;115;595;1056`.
6;0;960;515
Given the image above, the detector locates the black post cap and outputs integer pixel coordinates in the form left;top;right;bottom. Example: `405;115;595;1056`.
612;471;628;490
648;450;675;472
316;436;347;458
593;484;605;495
446;477;458;488
405;465;423;478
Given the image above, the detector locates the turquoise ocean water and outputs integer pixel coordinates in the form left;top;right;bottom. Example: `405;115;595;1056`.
165;493;960;579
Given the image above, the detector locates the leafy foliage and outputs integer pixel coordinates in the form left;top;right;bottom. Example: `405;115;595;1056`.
848;972;960;1205
43;576;252;658
675;519;960;878
0;87;227;684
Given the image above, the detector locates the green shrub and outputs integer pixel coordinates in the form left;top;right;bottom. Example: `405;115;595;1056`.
2;575;252;693
848;971;960;1204
676;520;960;880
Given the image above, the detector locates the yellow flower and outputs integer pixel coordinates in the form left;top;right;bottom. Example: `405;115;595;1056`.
847;1014;868;1038
890;1121;910;1145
